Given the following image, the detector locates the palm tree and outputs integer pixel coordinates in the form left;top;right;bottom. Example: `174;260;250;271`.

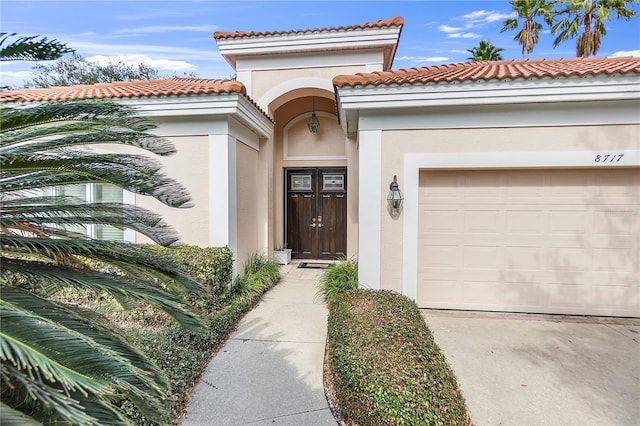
551;0;638;57
501;0;555;57
467;40;506;61
0;32;72;62
1;35;205;425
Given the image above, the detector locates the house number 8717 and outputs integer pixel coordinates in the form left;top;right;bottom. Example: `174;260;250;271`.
594;154;624;163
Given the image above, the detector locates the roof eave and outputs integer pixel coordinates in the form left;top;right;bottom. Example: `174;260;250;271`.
336;74;640;109
335;74;640;136
3;93;274;139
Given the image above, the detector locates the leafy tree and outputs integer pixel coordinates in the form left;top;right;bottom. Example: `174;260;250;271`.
551;0;638;57
1;37;205;424
29;52;176;88
467;40;505;61
501;0;555;57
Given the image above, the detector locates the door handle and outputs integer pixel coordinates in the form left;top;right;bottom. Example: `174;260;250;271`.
317;216;324;228
309;217;316;228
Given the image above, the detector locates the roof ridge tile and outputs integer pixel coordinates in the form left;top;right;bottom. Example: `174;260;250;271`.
0;77;248;102
333;56;640;88
214;16;404;40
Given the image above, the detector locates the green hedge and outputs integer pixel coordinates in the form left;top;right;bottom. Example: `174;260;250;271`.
147;244;233;292
327;290;469;425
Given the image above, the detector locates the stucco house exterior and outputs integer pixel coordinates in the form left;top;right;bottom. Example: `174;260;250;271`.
2;17;639;317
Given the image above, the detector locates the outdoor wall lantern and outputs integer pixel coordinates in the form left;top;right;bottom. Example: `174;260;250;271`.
387;175;404;210
307;96;320;134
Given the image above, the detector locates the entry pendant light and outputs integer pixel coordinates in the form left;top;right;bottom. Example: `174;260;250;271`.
307;97;320;134
387;175;404;210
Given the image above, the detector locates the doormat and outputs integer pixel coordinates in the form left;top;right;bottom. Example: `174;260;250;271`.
298;262;332;269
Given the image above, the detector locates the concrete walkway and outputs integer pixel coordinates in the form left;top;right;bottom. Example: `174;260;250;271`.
181;263;336;426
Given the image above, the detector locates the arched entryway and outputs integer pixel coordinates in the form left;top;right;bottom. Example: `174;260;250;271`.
271;92;350;260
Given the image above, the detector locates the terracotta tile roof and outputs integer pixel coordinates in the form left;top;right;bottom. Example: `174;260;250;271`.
0;78;246;103
214;16;404;40
333;56;640;88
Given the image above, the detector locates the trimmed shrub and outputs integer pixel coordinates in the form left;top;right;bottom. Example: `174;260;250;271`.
317;258;359;301
147;244;233;293
327;290;470;425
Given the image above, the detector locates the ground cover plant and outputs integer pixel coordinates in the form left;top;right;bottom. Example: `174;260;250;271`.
321;262;469;425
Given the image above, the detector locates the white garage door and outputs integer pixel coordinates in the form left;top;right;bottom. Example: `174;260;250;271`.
418;168;640;317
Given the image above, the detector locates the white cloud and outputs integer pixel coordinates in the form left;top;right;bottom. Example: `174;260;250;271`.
0;70;34;89
610;50;640;57
63;38;221;62
86;54;198;72
397;56;451;64
462;10;515;24
438;25;464;33
115;25;219;35
448;32;482;39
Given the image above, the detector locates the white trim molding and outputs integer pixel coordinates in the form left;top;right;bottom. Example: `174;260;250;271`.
401;150;640;301
338;74;640;110
336;74;640;135
123;190;136;243
358;130;382;290
209;134;239;275
259;77;335;113
217;25;401;70
120;93;273;139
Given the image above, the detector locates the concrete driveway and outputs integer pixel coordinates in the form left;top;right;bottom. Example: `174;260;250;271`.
422;310;640;426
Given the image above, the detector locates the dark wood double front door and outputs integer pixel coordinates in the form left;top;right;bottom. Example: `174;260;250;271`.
286;168;347;260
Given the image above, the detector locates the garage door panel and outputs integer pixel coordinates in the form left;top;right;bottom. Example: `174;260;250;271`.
591;285;640;314
592;247;636;272
549;210;589;234
503;283;545;308
593;210;636;235
464;210;502;233
420;209;460;233
506;210;545;234
545;284;593;310
418;169;640;317
547;247;590;271
421;244;459;268
505;246;545;270
463;246;502;269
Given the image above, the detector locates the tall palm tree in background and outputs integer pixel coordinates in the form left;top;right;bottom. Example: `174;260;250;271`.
551;0;638;57
501;0;555;57
1;34;205;425
467;40;506;61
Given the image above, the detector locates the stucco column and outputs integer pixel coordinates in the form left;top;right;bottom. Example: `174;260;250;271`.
357;130;382;290
209;134;238;274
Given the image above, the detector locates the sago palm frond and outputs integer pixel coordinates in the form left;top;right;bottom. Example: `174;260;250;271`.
1;258;203;330
0;403;43;426
1;69;204;422
0;33;72;62
1;150;191;208
1;196;180;245
1;101;176;156
1;286;170;423
0;237;204;295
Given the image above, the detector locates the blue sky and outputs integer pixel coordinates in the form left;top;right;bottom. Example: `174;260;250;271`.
2;0;639;88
